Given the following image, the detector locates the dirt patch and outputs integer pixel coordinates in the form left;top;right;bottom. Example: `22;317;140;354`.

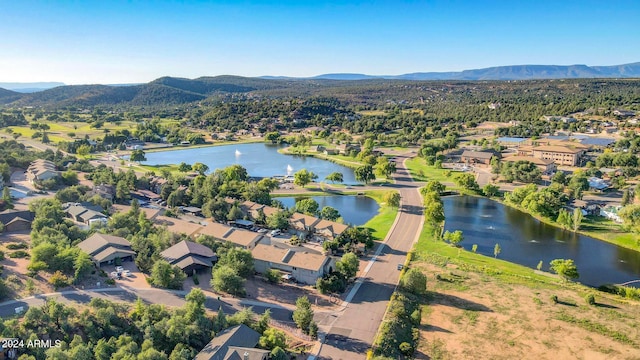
415;263;640;360
244;277;338;310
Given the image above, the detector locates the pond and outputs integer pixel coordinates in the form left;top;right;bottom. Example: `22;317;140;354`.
277;195;380;226
443;195;640;287
141;143;358;183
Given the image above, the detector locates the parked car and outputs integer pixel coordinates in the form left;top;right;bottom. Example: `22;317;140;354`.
122;270;132;277
270;229;281;237
115;266;124;272
258;228;268;234
281;274;296;282
397;264;404;270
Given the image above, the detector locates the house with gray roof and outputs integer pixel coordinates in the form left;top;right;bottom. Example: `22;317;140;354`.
160;240;217;274
77;233;135;267
64;203;108;226
0;209;34;232
195;324;269;360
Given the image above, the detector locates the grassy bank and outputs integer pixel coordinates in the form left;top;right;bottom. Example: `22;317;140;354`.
141;137;263;154
401;221;640;359
494;197;640;252
278;146;364;169
362;190;399;241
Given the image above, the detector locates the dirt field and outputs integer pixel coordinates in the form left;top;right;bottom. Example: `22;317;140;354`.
414;262;640;360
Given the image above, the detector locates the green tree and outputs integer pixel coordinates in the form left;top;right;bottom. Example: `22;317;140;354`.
192;162;209;175
216;247;254;278
130;149;146;162
572;208;583;232
443;230;463;246
73;251;94;282
454;173;479;191
325;172;344;184
383;191;401;208
177;162;192;172
319;206;341;221
556;209;572;230
401;268;427;295
354;165;375;184
423;180;445;194
265;131;281;144
294;198;320;215
482;183;499;197
76;144;91;158
211;265;245;296
336;252;359;279
293;169;317;188
494;243;501;258
549;259;579;281
2;187;11;204
374;157;396;178
292;296;314;334
270;347;288;360
258;328;287;350
266;210;289;230
227;204;243;221
150;260;186;289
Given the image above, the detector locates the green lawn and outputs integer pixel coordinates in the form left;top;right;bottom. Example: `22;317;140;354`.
579;217;639;251
362;190;399;241
413;223;562;287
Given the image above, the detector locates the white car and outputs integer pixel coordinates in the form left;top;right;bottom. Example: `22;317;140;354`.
115;266;124;272
270;230;281;237
122;270;133;277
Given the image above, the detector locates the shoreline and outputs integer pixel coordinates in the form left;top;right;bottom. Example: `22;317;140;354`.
491;196;640;252
278;146;363;170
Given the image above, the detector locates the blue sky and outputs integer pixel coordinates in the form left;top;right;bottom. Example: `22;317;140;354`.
1;0;638;84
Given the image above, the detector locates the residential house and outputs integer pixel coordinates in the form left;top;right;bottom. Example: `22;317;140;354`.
194;222;263;249
0;209;34;232
580;137;616;149
588;177;610;192
335;143;360;155
149;177;169;194
601;206;623;223
154;215;203;237
182;206;202;216
251;243;334;285
26;159;59;184
460;150;500;165
195;324;269;360
240;200;280;220
77;233;135;267
313;219;349;241
160;240;217;274
88;184;116;201
132;189;161;203
63;203;108;227
124;139;145;150
501;156;556;174
288;213;321;239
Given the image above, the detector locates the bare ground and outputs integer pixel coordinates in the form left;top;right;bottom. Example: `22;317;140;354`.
414;262;640;360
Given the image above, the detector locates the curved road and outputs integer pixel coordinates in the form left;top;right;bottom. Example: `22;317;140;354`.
314;153;424;359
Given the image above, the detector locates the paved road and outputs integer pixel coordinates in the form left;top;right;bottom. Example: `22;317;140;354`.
0;287;297;323
315;153;424;359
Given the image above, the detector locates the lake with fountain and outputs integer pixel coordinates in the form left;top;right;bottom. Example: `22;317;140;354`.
444;195;640;287
142;143;358;183
277;195;380;225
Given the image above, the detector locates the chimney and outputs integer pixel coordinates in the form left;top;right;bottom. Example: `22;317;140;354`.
243;351;249;360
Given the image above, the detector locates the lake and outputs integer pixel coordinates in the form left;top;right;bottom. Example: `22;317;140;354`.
277;195;380;226
443;195;640;287
142;143;358;183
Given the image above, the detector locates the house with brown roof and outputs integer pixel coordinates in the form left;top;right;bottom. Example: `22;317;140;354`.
154;216;203;237
251;243;334;285
77;233;135;267
288;213;321;239
194;222;263;249
501;156;556;174
460;150;500;165
313;219;349;241
0;209;34;232
160;240;217;274
26;159;59;184
195;324;268;360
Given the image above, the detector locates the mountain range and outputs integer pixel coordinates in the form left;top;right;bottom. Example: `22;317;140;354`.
0;62;638;108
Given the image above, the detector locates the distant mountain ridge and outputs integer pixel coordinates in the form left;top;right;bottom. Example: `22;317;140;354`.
308;62;640;80
0;62;639;108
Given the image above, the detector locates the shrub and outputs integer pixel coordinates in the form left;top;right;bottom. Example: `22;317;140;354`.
9;250;29;258
308;321;318;339
550;295;558;304
265;269;280;284
193;274;200;285
6;242;28;250
0;250;4;261
105;278;116;285
585;293;596;306
48;271;71;290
